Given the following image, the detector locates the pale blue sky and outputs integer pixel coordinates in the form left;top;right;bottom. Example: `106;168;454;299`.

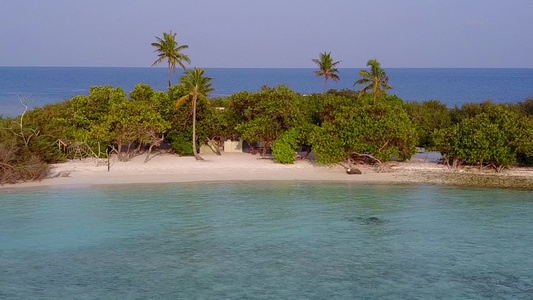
1;0;531;68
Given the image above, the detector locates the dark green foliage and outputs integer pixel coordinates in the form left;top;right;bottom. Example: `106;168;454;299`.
27;101;76;162
406;100;451;148
326;89;360;99
199;105;229;145
69;85;127;155
296;94;325;125
291;95;322;151
3;77;532;184
89;94;170;161
516;98;533;116
209;97;230;108
310;122;346;164
312;95;418;164
67;84;175;160
148;91;176;122
221;91;251;139
432;105;533;170
449;100;504;124
129;84;153;102
70;85;126;136
272;128;299;164
167;130;193;156
231;85;299;154
317;93;354;123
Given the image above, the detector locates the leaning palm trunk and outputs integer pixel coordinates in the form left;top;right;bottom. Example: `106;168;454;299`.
192;95;204;161
176;68;213;161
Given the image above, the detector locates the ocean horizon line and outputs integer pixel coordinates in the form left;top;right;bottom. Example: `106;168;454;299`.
2;67;531;118
1;66;532;70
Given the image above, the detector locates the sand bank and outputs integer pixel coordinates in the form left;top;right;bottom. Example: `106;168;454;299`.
3;153;533;190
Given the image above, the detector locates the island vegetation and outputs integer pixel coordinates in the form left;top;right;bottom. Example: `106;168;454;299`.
1;33;532;186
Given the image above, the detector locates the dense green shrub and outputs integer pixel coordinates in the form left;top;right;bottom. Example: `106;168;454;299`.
312;95;418;164
167;130;193;156
231;85;299;155
3;81;532;184
272;128;299;164
406;100;451;148
517;98;533;115
432;106;533;171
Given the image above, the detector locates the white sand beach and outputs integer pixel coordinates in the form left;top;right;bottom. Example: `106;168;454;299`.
4;152;533;190
4;153;416;188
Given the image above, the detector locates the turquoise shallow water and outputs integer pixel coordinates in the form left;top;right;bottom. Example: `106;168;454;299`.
1;182;532;299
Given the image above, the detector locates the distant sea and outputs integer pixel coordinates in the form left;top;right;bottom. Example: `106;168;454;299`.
1;67;532;117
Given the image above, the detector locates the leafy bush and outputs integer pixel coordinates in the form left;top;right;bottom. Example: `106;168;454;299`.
272;129;298;164
406;100;451;148
167;130;193;156
432;106;533;171
231;85;299;155
517;98;533;115
312;95;418;164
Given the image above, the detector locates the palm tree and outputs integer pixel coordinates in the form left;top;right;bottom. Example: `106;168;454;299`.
175;68;214;160
354;59;392;104
151;31;191;87
312;52;341;94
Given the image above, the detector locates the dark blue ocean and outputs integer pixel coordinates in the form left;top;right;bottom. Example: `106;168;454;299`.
1;67;532;117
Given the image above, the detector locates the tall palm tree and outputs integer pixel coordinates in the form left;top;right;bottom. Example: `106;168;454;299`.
175;68;214;160
354;59;392;104
312;52;341;94
151;31;191;87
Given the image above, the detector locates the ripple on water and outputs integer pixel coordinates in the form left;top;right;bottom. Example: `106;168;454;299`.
1;182;532;299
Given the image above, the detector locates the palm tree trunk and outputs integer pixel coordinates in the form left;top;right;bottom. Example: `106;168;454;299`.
168;61;171;88
192;95;204;161
373;81;378;104
324;77;328;94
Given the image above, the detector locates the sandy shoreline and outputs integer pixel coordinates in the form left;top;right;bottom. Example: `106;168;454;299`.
3;153;533;190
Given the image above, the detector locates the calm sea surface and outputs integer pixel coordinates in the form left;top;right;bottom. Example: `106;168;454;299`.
1;182;532;299
1;67;532;117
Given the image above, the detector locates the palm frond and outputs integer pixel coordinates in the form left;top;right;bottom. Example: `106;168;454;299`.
151;56;165;66
358;70;372;78
179;68;214;97
313;51;341;93
354;59;392;99
175;94;190;108
354;78;370;86
151;31;191;76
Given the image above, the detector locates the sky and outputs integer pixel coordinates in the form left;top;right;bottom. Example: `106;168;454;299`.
0;0;532;68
